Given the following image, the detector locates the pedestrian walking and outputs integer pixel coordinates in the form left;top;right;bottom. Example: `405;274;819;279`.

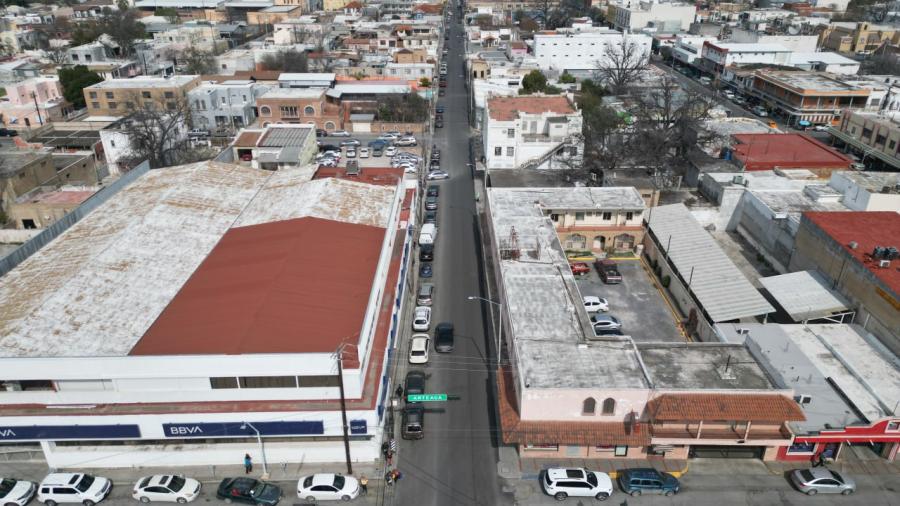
386;449;393;466
391;469;402;484
243;454;253;474
359;476;368;495
395;384;404;399
385;470;394;487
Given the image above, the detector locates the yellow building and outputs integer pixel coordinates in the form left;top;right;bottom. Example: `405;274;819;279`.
83;75;201;118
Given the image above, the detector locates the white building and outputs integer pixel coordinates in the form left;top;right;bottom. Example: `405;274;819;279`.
99;115;190;176
188;80;271;132
701;42;792;72
482;95;582;170
671;35;716;66
611;1;697;33
532;30;652;73
728;29;818;52
0;160;412;469
788;52;860;75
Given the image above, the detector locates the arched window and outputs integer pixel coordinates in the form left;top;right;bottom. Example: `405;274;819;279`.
602;398;616;415
566;233;586;251
304;105;316;116
325;121;336;130
582;397;596;415
259;106;271;117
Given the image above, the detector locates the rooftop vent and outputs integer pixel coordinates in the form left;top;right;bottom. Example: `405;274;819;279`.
794;394;812;405
848;241;858;249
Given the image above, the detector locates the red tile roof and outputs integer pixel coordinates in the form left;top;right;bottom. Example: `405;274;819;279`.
647;393;806;422
234;130;262;147
487;96;575;121
131;217;385;356
803;211;900;295
344;0;362;8
497;367;650;446
413;3;443;13
313;166;404;186
731;134;853;171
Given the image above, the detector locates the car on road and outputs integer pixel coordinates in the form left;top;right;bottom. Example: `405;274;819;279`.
409;334;430;364
405;370;426;401
339;139;360;147
427;185;439;197
439;89;445;96
315;129;327;137
413;306;432;331
814;125;830;132
358;147;369;158
435;322;454;352
439;81;447;88
789;468;855;496
591;314;622;330
595;260;622;284
133;475;201;503
216;478;281;505
427;170;450;180
296;474;359;502
541;468;613;501
436;105;445;113
0;477;36;506
435;119;444;128
329;130;351;137
752;106;768;117
425;195;439;210
419;263;433;278
38;473;112;506
570;262;590;276
401;404;425;439
617;469;679;497
583;296;609;313
424;210;437;224
420;243;434;260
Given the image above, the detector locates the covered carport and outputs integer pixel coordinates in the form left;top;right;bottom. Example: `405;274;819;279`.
759;270;853;324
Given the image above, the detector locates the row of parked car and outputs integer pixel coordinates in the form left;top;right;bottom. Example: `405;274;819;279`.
570;259;625;338
0;472;363;506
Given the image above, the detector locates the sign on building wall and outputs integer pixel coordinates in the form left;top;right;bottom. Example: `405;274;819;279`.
0;424;141;441
350;420;367;434
162;421;325;438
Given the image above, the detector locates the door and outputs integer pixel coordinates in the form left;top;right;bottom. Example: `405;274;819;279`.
689;445;764;459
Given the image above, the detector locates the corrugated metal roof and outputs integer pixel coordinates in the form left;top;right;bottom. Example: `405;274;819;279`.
646;204;774;322
759;270;849;321
259;126;313;147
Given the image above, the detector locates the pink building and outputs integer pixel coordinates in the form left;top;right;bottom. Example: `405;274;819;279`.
0;77;71;128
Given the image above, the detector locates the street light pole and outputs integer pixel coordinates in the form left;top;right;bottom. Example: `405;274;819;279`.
240;422;268;478
336;343;353;475
467;295;502;363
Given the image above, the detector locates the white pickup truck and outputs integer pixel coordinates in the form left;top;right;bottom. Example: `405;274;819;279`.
419;223;437;245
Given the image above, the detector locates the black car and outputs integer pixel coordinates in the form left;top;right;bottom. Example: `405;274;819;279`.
0;128;19;137
435;119;444;128
420;243;434;261
315;129;327;137
436;105;445;113
439;89;445;96
427;185;439;197
319;144;340;152
405;370;426;401
216;478;282;505
401;404;425;440
435;322;454;352
420;263;433;278
424;210;437;224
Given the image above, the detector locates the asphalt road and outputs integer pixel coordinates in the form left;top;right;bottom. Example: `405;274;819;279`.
391;4;509;506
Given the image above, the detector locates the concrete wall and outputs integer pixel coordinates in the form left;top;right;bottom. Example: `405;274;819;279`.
521;388;651;422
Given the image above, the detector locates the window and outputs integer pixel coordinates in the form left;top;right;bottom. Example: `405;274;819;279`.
142;91;151;99
220;97;226;105
166;102;176;110
104;92;114;99
238;376;298;388
601;398;615;415
280;106;299;117
507;128;515;138
108;101;117;109
91;102;100;109
602;212;612;220
210;377;238;389
786;442;816;454
524;443;558;451
582;397;596;415
550;213;559;222
125;102;133;109
242;95;247;103
876;134;887;145
494;146;502;156
259;106;271;116
887;420;900;432
890;140;896;150
575;212;585;222
165;91;174;99
614;445;628;456
89;91;97;99
506;147;514;157
304;105;316;116
625;212;633;220
298;375;341;387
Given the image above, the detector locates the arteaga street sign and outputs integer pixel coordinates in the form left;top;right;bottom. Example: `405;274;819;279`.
407;393;448;402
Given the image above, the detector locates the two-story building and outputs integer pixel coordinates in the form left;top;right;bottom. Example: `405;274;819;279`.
749;71;870;126
0;77;70;128
482;95;582;171
699;42;792;75
255;87;343;130
532;29;652;73
188;80;272;133
828;110;900;171
82;75;201;118
609;1;696;33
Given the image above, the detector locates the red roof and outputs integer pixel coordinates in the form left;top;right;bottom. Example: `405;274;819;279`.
647;393;806;422
487;96;575;121
731;134;853;171
803;211;900;295
131;217;385;356
234;131;262;147
313;166;403;186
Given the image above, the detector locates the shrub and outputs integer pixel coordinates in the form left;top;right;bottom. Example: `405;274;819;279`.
662;275;671;288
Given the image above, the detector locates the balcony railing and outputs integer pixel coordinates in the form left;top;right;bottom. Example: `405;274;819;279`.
651;424;793;441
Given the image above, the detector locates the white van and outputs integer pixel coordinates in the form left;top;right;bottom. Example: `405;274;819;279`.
38;473;112;506
419;223;437;245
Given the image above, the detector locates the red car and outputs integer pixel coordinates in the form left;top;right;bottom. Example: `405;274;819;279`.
439;81;447;88
570;262;590;276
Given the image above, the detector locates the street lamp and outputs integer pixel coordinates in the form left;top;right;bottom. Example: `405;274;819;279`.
467;295;503;363
240;422;268;478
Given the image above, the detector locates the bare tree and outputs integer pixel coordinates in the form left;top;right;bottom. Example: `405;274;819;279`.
118;94;213;170
593;38;649;95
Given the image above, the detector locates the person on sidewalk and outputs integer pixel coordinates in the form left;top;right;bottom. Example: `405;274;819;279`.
244;454;253;474
359;476;368;495
395;384;404;399
390;469;402;484
385;470;394;487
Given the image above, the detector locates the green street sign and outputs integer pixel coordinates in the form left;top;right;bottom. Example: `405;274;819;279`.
407;393;448;402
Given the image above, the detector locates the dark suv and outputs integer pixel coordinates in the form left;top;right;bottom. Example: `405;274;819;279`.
617;469;679;497
595;259;622;284
401;405;425;439
435;322;454;352
420;244;434;261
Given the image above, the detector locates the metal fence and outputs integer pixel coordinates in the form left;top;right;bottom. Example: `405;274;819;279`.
0;161;150;278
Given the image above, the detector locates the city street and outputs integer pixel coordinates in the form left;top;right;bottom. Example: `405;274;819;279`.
390;3;510;506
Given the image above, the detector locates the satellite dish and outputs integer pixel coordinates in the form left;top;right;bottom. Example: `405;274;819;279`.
787;26;800;35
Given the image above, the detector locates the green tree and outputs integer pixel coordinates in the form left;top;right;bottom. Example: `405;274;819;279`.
559;71;576;84
58;66;103;109
521;70;548;94
155;7;181;24
419;77;431;87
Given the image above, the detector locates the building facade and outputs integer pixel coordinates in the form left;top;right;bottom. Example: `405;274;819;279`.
83;75;201;118
749;71;870;126
188;80;271;133
829;110;900;171
532;30;652;73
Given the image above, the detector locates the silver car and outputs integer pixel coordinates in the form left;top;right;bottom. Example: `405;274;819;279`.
790;468;855;496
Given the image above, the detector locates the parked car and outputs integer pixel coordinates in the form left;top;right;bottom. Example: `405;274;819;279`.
752;106;768;117
427;185;439;197
413;306;432;331
0;128;18;137
0;478;36;506
417;283;434;306
436;105;445;113
439;89;445;96
591;314;622;330
435;322;454;352
541;468;612;501
339;139;360;147
790;468;855;496
435;119;444;128
330;130;351;137
420;243;434;260
401;404;425;439
425;195;439;210
814;125;830;132
405;370;426;401
570;262;590;276
595;260;622;284
583;296;609;313
427;170;450;180
133;475;201;503
378;132;399;141
215;478;281;505
593;328;624;337
356;147;367;158
38;473;112;506
617;469;679;497
395;136;417;146
319;144;340;152
345;148;356;158
419;263;433;278
439;81;447;88
424;210;437;224
409;334;430;364
296;474;359;502
315;129;327;137
384;146;398;157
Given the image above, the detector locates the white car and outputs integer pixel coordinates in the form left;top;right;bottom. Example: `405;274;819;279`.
378;133;399;141
395;136;417;146
346;148;356;158
409;334;430;364
359;148;370;158
427;170;450;180
814;125;830;132
591;314;622;330
133;475;201;503
384;146;398;157
403;165;418;174
412;306;432;331
583;296;609;313
330;130;351;137
542;468;613;501
38;473;112;506
296;474;359;502
0;478;36;506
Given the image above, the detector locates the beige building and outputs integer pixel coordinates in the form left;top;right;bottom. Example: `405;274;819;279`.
829;110;900;171
9;186;98;230
83;76;201;118
818;22;899;55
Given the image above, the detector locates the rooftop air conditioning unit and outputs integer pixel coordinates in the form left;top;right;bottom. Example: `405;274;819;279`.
848;241;858;250
794;394;812;405
879;259;891;268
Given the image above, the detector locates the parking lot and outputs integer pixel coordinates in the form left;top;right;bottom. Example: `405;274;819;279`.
318;132;426;168
575;259;685;343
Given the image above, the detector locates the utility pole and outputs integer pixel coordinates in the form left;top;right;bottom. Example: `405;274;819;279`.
336;344;353;475
31;92;43;126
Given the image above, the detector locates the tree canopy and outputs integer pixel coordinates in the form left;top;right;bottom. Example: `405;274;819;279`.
58;66;103;109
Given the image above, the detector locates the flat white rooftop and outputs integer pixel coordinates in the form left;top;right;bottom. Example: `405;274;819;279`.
261;87;325;99
86;75;198;89
759;271;850;321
